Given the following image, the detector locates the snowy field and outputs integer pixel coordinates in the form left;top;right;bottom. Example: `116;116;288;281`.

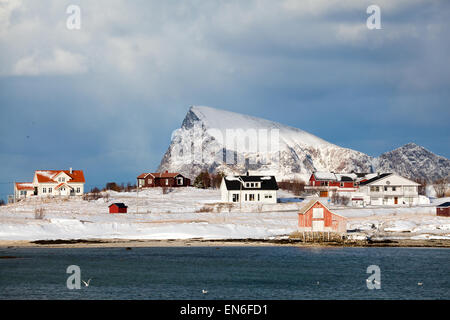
0;187;449;241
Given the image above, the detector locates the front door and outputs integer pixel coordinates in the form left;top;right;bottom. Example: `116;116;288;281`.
394;197;398;205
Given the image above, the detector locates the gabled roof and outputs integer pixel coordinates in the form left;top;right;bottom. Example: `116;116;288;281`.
298;199;346;218
313;172;357;182
109;203;128;208
137;172;183;179
437;202;450;208
55;183;74;190
223;175;278;191
15;182;34;190
35;170;85;183
359;173;393;186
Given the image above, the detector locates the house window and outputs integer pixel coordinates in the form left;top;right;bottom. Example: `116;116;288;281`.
76;187;80;193
43;188;47;193
249;194;255;201
257;194;260;201
250;183;254;187
384;186;388;191
392;187;396;191
340;182;344;187
370;186;379;192
313;208;324;219
232;194;239;202
246;183;250;188
320;181;328;186
165;179;169;185
177;177;183;185
20;191;26;195
49;188;52;193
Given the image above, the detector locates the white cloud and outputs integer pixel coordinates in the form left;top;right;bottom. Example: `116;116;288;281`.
12;48;88;76
0;0;22;33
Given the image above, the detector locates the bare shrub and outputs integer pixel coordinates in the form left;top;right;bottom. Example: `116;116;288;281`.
34;207;45;219
434;178;449;198
196;206;214;213
331;193;350;206
278;179;305;196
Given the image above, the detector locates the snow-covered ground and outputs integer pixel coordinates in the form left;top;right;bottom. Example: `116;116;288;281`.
0;188;449;242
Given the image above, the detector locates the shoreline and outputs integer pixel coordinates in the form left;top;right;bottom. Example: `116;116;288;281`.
1;238;450;249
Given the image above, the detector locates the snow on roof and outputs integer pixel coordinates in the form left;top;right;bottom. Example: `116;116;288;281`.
15;182;34;190
314;172;337;180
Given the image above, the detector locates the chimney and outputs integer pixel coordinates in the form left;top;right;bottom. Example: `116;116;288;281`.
70;167;73;174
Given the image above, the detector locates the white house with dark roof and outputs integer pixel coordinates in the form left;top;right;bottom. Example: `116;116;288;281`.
358;173;425;206
220;173;278;204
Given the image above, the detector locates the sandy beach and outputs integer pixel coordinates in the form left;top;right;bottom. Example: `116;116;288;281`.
1;237;450;249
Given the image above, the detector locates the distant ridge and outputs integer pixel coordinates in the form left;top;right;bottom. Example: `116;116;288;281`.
158;106;449;182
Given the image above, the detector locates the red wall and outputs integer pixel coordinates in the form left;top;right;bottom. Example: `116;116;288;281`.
109;205;127;214
298;202;346;232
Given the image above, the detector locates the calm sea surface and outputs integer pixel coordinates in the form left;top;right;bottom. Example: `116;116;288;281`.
0;246;448;299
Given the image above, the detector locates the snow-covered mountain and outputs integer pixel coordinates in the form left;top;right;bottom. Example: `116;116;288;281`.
158;106;374;180
158;106;449;182
375;143;450;182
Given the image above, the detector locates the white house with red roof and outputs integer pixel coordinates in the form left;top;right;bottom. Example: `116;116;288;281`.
14;168;85;199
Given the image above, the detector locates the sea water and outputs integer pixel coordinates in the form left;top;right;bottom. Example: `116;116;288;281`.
0;246;448;299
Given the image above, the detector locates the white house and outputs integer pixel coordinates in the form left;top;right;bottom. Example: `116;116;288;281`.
14;182;35;199
358;173;427;206
220;173;278;204
14;168;85;199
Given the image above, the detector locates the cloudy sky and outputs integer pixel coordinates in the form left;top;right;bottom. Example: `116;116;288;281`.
0;0;449;197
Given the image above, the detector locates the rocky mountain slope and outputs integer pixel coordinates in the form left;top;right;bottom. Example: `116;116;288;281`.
158;106;449;182
375;143;450;182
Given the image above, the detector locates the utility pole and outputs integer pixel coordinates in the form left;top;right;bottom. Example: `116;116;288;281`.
13;181;16;204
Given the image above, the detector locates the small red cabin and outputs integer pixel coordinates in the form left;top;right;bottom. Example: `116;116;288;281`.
109;203;128;214
298;200;347;233
436;202;450;217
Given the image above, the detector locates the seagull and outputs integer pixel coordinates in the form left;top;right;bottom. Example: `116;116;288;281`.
316;281;320;285
202;289;208;294
418;282;423;286
82;279;92;287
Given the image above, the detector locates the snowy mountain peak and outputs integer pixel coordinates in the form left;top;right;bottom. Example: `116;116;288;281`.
158;106;449;182
158;106;374;180
376;143;450;182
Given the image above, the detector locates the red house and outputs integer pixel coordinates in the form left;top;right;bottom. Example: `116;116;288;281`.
436;202;450;217
306;172;358;197
109;203;128;214
137;171;191;188
298;200;347;233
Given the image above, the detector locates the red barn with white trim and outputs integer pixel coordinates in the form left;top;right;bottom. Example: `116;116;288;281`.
298;200;347;233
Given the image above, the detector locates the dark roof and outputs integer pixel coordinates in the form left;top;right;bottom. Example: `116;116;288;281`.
109;203;128;208
223;175;278;191
359;173;392;186
437;202;450;208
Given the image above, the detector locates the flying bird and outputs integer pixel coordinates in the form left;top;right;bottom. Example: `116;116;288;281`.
82;279;92;287
202;289;208;294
